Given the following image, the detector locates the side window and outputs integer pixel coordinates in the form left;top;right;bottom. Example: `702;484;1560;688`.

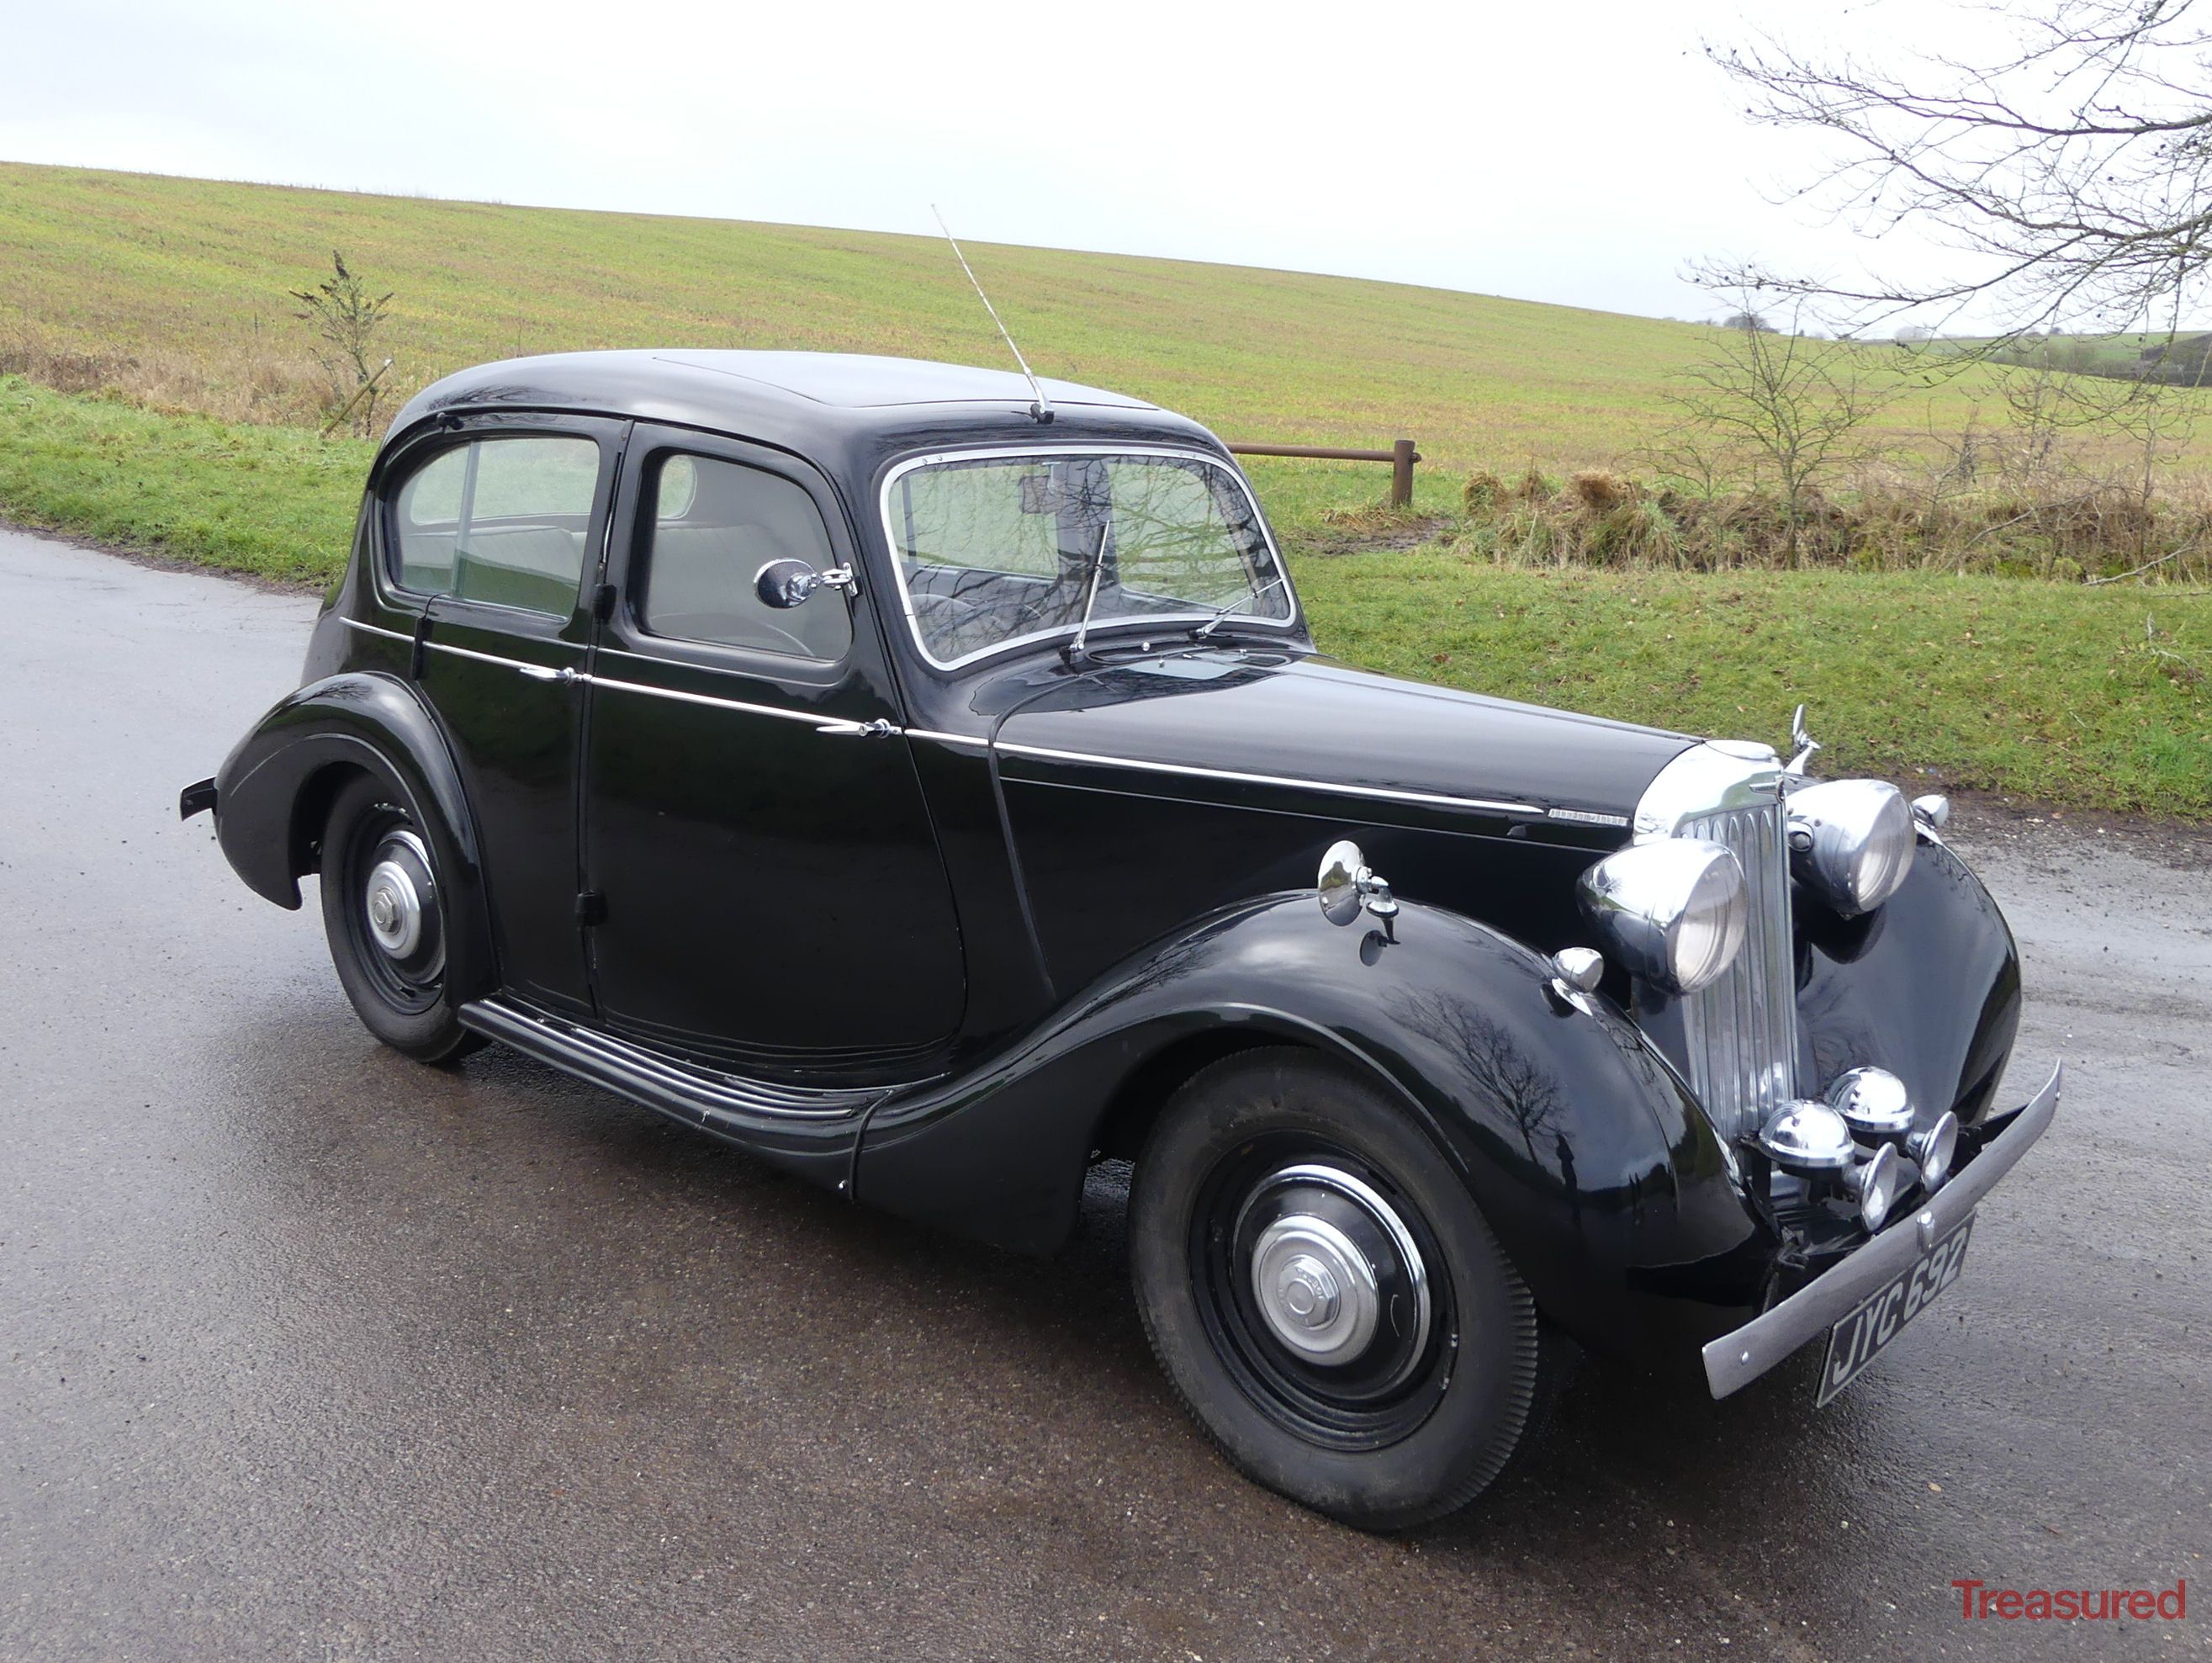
389;435;599;617
637;453;854;660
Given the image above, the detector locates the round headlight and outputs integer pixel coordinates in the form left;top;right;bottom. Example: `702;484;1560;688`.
1576;838;1748;995
1788;779;1913;916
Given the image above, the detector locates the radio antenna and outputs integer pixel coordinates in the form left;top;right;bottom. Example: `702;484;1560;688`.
931;204;1052;424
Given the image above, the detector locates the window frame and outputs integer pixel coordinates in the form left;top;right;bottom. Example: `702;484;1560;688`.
877;443;1299;674
627;446;856;666
378;426;611;624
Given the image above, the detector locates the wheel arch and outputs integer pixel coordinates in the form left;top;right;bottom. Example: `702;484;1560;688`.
1093;1025;1348;1163
209;672;497;998
856;893;1764;1359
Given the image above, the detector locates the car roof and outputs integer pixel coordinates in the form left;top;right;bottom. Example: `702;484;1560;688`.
383;350;1217;473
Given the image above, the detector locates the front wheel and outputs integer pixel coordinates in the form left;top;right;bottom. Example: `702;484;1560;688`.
1130;1048;1544;1530
318;771;481;1064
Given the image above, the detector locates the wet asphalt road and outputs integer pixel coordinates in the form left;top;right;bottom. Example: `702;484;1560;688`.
1;525;2205;1662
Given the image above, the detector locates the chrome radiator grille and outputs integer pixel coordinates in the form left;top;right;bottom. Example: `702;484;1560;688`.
1678;798;1799;1141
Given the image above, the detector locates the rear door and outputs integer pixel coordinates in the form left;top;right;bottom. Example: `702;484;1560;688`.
379;417;624;1014
579;426;966;1071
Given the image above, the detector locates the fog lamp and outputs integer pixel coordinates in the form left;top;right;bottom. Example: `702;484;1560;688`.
1757;1099;1857;1174
1826;1067;1913;1141
1839;1142;1902;1233
1908;1110;1961;1189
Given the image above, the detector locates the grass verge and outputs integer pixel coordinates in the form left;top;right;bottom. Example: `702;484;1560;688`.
4;375;2204;817
0;375;369;584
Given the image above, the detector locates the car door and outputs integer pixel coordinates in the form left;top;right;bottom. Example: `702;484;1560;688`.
378;416;623;1015
579;427;966;1072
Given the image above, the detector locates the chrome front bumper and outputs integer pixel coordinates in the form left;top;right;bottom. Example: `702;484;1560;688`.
1702;1061;2062;1400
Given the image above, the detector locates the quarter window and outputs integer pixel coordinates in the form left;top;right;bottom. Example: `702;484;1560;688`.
389;435;600;617
637;454;853;661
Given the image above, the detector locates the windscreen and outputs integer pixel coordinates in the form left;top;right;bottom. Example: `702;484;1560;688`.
886;451;1293;667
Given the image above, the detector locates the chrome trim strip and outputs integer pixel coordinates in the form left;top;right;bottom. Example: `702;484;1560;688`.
426;637;575;674
342;617;577;678
903;728;989;749
345;623;860;730
587;675;853;729
1548;807;1630;828
990;738;1544;815
876;443;1299;674
349;618;1543;813
1701;1062;2061;1400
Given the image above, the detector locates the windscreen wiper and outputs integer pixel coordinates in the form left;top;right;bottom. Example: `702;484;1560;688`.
1193;573;1289;639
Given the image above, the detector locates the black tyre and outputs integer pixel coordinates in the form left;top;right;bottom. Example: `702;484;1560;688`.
317;771;482;1064
1130;1047;1542;1530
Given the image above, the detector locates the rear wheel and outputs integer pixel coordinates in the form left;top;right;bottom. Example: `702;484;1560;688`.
1130;1047;1543;1530
318;772;481;1064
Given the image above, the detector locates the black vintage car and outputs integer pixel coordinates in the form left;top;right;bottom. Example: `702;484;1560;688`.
184;350;2057;1528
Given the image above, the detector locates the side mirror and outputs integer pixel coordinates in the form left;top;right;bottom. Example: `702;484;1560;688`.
755;558;855;610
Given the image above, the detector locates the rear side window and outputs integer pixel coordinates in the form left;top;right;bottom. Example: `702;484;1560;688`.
637;453;853;661
390;436;600;617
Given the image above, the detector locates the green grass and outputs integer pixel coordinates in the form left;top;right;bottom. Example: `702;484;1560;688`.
11;158;2198;505
4;373;2203;817
1297;553;2211;818
0;376;369;583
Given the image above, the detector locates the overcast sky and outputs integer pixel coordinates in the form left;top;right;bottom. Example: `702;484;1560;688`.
3;0;1977;322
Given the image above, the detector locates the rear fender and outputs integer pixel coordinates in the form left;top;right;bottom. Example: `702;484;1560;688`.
855;894;1766;1354
209;671;495;998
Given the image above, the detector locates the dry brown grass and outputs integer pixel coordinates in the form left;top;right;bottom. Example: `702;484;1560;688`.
1455;464;2212;582
0;326;364;426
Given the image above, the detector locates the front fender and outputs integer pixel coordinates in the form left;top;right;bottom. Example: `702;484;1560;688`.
855;893;1768;1357
1797;835;2023;1126
208;671;495;998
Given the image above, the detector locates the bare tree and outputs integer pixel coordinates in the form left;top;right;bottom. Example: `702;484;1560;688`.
1704;1;2212;337
291;250;394;436
1655;301;1897;564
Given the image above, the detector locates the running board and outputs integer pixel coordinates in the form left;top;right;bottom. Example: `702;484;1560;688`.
459;996;887;1135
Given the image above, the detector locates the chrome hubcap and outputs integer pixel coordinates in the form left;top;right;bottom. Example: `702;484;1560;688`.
1237;1163;1430;1376
364;860;422;956
361;827;442;982
1250;1215;1375;1360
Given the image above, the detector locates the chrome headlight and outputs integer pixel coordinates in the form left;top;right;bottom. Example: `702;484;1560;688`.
1576;838;1748;995
1787;779;1913;916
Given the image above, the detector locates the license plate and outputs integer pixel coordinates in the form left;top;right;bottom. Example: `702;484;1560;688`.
1816;1215;1975;1406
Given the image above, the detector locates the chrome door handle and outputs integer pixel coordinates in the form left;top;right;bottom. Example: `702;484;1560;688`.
816;718;898;739
516;665;580;685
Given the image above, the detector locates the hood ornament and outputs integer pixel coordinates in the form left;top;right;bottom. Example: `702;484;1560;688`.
1787;703;1823;775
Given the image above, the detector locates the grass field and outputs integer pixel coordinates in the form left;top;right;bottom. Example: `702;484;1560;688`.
5;373;2202;816
1;161;2204;815
13;157;2200;511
